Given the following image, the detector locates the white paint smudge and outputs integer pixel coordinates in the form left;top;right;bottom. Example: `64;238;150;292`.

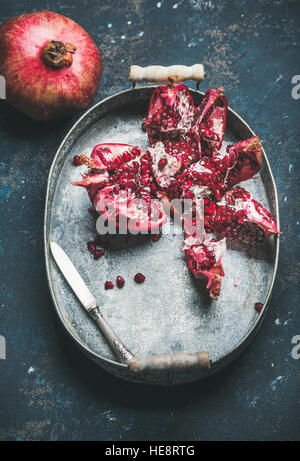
157;2;162;7
289;163;293;173
28;366;35;374
249;396;258;408
275;74;283;84
270;376;284;391
107;23;112;28
138;31;144;37
275;318;281;326
173;1;183;8
103;410;117;423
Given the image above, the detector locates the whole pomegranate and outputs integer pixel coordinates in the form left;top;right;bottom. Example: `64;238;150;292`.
0;11;102;120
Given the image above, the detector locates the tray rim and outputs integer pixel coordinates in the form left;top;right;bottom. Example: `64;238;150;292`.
44;85;280;378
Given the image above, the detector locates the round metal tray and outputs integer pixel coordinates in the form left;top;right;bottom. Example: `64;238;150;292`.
44;86;280;385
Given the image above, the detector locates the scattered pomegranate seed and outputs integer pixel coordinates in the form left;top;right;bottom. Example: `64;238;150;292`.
87;241;104;260
134;273;145;284
104;281;114;290
255;302;263;313
72;155;81;166
94;249;104;260
87;241;96;255
151;232;162;242
116;276;125;288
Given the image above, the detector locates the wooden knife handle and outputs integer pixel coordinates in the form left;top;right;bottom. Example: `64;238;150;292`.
129;351;210;372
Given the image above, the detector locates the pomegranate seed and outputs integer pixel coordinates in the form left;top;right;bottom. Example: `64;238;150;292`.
255;302;263;312
123;151;131;162
104;281;114;290
205;207;214;215
185;190;194;199
134;273;145;284
215;190;222;200
72;155;81;166
158;158;168;170
94;249;104;260
116;275;125;288
87;241;96;255
151;232;162;242
100;156;109;166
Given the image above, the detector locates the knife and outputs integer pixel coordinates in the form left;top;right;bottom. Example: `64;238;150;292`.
50;241;211;374
50;241;134;364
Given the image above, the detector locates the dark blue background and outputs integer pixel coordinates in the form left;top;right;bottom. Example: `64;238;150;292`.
0;0;299;441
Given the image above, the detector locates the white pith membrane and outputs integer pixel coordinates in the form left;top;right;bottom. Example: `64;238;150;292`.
182;162;213;199
190;237;226;265
148;142;182;188
174;89;195;131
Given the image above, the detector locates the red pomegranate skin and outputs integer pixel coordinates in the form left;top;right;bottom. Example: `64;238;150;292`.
0;11;102;120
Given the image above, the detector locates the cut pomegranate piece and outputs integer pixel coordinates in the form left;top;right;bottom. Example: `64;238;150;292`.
195;87;228;154
72;170;109;203
144;83;201;184
184;235;226;300
144;83;196;144
205;186;280;242
180;135;263;200
72;143;166;232
224;136;263;187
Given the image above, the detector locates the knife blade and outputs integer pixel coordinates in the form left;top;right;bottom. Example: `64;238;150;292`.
50;241;97;312
49;241;134;364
